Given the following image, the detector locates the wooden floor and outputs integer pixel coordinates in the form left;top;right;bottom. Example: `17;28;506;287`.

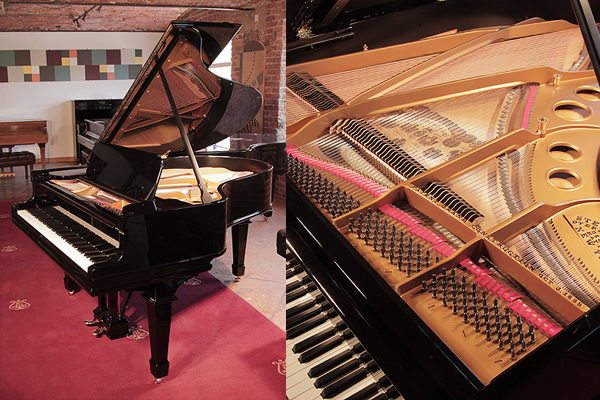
0;162;285;331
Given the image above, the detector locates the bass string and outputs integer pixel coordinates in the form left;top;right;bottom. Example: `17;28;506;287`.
300;131;396;188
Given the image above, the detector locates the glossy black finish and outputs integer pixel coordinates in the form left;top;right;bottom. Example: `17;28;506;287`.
571;0;600;85
287;0;581;65
287;178;600;399
99;21;262;156
12;172;228;295
85;142;164;202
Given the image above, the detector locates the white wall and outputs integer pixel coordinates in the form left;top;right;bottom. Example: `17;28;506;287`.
0;32;162;160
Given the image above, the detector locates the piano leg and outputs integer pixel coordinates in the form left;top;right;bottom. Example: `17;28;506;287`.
63;273;81;295
231;220;251;277
142;281;180;382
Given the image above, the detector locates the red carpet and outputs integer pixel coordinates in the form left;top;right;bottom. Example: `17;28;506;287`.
0;202;285;400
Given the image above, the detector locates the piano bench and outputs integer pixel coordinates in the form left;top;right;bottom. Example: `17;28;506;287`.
0;151;36;178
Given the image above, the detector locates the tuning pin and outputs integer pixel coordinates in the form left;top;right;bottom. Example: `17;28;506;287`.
422;280;428;291
520;331;526;351
510;340;516;361
463;308;469;324
529;324;536;343
485;328;492;341
348;218;354;233
389;249;396;266
497;330;504;350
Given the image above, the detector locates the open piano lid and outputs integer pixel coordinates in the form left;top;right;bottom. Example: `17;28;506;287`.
83;21;262;202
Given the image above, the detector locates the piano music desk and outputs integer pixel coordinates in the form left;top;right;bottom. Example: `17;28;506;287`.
0;120;48;169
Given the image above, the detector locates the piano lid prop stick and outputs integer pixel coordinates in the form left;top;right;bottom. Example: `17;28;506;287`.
158;68;212;204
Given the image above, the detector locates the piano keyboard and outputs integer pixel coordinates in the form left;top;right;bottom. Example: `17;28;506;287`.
286;251;402;400
17;206;118;272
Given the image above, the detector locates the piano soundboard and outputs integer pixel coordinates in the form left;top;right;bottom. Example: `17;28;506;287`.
287;17;600;399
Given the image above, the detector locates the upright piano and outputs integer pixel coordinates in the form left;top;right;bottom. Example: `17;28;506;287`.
12;20;272;381
286;1;600;399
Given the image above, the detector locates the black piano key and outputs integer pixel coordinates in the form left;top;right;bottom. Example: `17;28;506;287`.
321;360;378;398
293;321;347;354
344;382;381;400
287;274;312;293
286;309;337;340
286;269;295;279
369;394;390;400
287;303;332;330
287;292;325;319
286;281;316;303
383;385;400;399
286;257;299;269
298;332;348;363
287;280;303;293
308;343;364;378
315;357;361;389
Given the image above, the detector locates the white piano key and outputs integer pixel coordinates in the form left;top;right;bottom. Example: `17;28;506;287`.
17;208;93;271
287;292;314;310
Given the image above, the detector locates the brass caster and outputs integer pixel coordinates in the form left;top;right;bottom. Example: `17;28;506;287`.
154;378;163;384
234;276;241;282
84;319;100;326
68;290;76;296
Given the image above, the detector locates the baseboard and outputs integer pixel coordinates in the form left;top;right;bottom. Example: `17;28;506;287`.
35;157;78;164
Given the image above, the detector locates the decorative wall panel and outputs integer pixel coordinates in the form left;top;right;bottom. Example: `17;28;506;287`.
0;49;142;83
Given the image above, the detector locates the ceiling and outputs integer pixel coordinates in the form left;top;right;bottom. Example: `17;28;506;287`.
0;0;263;31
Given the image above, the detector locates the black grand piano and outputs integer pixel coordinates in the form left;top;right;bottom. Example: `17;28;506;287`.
12;20;272;382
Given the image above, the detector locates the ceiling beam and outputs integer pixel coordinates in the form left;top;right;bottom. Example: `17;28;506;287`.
2;0;261;10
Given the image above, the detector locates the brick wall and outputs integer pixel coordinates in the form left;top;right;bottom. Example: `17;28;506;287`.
183;1;286;197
